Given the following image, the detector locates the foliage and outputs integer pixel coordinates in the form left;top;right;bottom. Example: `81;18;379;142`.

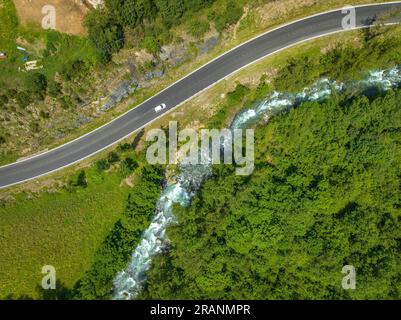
120;157;139;177
27;73;48;99
213;0;243;32
69;170;88;188
274;26;401;92
74;164;164;299
15;91;33;108
187;19;210;38
253;75;270;100
227;83;250;104
107;152;120;164
76;171;88;188
60;60;90;81
143;89;401;299
85;0;217;59
141;35;161;55
85;7;124;63
96;159;111;172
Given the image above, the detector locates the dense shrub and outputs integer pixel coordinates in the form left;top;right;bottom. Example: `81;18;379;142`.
214;0;243;32
274;26;401;92
85;8;124;63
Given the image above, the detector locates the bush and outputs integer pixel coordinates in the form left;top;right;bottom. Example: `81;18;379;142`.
75;171;88;188
117;143;134;152
7;89;17;99
141;36;160;55
96;159;111;172
29;122;40;133
59;96;72;110
224;0;243;26
16;91;33;108
120;157;139;177
214;0;243;32
254;75;270;100
107;152;120;164
0;95;9;105
227;83;250;103
39;110;50;119
61;60;89;81
28;73;48;99
47;81;62;97
85;8;124;63
274;56;321;92
0;136;5;145
187;19;210;38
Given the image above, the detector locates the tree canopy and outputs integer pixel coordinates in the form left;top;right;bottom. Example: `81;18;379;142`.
142;89;401;299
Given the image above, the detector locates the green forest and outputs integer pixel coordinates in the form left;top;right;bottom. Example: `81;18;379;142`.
85;0;243;61
141;88;401;299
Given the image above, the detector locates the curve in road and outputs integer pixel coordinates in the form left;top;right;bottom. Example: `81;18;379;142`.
1;2;401;189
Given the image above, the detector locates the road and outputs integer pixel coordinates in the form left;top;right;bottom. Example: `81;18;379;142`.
1;2;401;189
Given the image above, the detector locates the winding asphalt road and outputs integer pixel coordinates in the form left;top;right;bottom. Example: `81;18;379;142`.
1;2;401;189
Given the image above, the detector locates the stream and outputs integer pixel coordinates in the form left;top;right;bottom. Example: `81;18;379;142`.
112;66;401;300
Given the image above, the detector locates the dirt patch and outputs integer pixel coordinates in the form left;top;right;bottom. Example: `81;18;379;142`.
13;0;91;35
256;0;319;24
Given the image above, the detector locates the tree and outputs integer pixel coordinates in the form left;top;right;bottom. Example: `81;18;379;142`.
142;88;401;300
154;0;184;27
85;8;124;63
105;0;156;26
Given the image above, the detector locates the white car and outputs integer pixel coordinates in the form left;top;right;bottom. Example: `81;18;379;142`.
154;103;167;113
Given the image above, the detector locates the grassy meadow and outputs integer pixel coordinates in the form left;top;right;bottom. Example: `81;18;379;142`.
0;167;130;299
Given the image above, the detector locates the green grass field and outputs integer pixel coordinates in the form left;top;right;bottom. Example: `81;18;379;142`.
0;168;130;299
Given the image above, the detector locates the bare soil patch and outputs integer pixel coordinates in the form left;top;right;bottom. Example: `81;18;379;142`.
13;0;90;35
